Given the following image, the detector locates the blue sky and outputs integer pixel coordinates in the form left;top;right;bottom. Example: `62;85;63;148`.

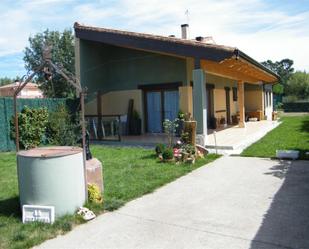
0;0;308;78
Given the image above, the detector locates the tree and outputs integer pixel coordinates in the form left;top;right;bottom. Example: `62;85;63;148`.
0;76;21;86
23;29;75;98
285;71;309;100
0;77;13;86
261;59;294;96
272;83;284;95
261;59;294;86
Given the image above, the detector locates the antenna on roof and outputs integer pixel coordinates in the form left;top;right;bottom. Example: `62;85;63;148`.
185;9;190;25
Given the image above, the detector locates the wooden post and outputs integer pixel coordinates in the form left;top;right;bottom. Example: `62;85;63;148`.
237;80;246;128
97;90;103;139
80;91;88;200
14;94;19;152
184;121;196;146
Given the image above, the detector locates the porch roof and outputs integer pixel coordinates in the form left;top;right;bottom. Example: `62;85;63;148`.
74;22;279;84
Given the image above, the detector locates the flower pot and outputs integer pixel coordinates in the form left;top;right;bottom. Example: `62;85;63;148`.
185;157;195;164
209;116;217;129
129;118;141;135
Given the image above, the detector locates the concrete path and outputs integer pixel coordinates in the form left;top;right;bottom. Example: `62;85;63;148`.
36;157;309;249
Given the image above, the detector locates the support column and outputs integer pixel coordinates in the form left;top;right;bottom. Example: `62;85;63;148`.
179;86;193;115
193;67;207;145
270;90;273;112
237;80;246;128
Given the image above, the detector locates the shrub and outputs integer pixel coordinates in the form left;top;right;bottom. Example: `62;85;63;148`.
183;144;196;155
178;110;185;120
46;104;80;146
163;118;179;147
162;148;174;160
88;184;103;204
275;102;283;111
180;132;190;144
10;106;49;149
282;102;309;112
155;143;166;155
132;109;140;119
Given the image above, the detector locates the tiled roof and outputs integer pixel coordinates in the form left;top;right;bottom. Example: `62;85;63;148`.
0;82;39;89
74;22;236;53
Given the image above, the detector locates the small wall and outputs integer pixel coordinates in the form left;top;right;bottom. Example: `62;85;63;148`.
213;88;226;120
0;89;13;96
101;90;143;116
244;84;263;112
85;89;144;132
85;98;97;115
206;73;238;121
230;89;238;115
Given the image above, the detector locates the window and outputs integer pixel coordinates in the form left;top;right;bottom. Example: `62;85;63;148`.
232;87;237;101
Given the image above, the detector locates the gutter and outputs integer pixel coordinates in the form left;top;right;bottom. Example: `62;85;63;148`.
234;49;280;81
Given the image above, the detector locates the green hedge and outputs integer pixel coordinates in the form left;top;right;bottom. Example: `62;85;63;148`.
0;97;79;151
283;102;309;112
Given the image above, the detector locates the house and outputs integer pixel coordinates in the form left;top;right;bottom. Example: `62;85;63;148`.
0;82;44;98
74;23;278;146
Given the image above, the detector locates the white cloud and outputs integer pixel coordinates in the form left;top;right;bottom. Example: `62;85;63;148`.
0;0;308;77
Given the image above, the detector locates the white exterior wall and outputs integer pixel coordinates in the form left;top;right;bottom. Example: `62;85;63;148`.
264;84;273;121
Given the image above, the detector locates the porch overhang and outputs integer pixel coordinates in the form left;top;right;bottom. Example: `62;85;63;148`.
201;58;278;84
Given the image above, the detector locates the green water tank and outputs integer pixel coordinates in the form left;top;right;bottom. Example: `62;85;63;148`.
17;146;86;218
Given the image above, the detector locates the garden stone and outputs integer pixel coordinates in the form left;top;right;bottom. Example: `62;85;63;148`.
86;158;104;193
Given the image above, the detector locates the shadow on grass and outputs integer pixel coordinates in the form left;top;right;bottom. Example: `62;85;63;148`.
300;119;309;133
250;159;309;249
0;196;21;218
140;154;157;160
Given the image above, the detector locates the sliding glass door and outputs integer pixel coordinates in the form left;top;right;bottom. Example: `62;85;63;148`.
146;90;179;133
164;91;179;122
146;91;162;133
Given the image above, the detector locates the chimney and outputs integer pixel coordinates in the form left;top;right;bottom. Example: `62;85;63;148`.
195;36;216;44
181;24;189;39
195;36;204;42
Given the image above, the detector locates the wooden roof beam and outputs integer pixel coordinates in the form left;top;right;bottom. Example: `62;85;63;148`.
219;58;277;83
201;60;261;83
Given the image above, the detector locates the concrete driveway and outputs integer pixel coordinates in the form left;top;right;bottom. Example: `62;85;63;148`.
36;157;309;249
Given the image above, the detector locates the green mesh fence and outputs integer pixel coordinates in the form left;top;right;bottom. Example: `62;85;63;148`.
0;97;79;151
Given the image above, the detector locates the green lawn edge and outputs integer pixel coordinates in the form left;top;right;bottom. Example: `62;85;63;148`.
241;115;309;160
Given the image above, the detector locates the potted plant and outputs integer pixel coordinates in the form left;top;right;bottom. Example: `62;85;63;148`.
129;110;141;135
155;143;166;157
182;144;196;164
162;147;174;162
209;116;217;129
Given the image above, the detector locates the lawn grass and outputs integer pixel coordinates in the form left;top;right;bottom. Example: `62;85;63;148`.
0;146;219;249
241;115;309;159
